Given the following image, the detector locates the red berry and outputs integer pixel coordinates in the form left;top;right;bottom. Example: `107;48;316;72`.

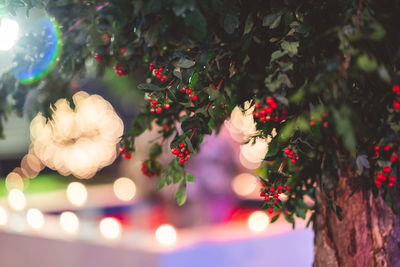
260;192;265;197
285;186;290;191
185;150;190;155
268;207;273;214
164;103;170;109
156;107;162;114
381;176;387;182
388;182;394;187
172;148;179;155
260;116;266;122
184;156;190;161
390;176;396;182
288;154;293;159
274;192;279;197
375;180;382;187
95;53;102;62
265;107;273;114
270;187;275;192
121;48;126;53
178;153;184;158
154;69;159;75
152;99;158;104
390;155;397;162
180;87;186;93
310;120;315;126
282;109;288;115
266;97;274;105
119;147;126;154
394;102;400;109
383;166;391;173
384;145;390;151
289;151;294;155
179;143;184;148
295;156;299;160
323;122;329;128
122;153;131;160
156;73;162;79
191;95;198;101
159;67;164;73
284;148;290;154
150;108;155;113
274;116;279;122
393;85;400;93
149;65;155;70
377;173;384;180
114;64;120;70
281;116;286;121
374;145;379;151
277;185;283;191
161;76;167;82
179;158;185;164
270;102;277;109
117;69;125;76
186;88;192;94
255;103;260;109
291;159;296;164
265;195;270;201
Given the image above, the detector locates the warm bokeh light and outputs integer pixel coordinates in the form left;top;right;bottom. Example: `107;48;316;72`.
30;91;124;179
5;172;24;191
232;173;258;196
0;206;8;226
248;211;270;232
155;224;177;246
0;18;19;51
8;189;26;211
113;177;136;201
66;182;88;207
26;208;44;229
59;211;79;234
240;137;270;164
228;101;259;141
99;217;121;239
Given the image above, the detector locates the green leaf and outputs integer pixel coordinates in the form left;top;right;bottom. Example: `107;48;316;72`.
224;14;239;34
270;214;280;223
175;180;187;206
149;143;162;158
184;10;207;40
157;176;166;190
185;137;194;152
279;120;296;141
357;54;377;72
281;41;299;57
243;14;254;35
263;13;282;29
185;173;195;182
270;50;287;63
264;137;280;160
177;58;195;68
137;83;163;92
189;72;199;87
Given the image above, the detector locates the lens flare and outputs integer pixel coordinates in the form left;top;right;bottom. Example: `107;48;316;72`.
155;224;177;246
13;17;62;84
0;18;19;51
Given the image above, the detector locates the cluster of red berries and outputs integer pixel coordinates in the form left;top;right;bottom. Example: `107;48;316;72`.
179;86;198;101
392;85;400;109
374;144;397;188
149;62;167;82
260;184;290;213
114;63;128;76
171;143;191;164
141;161;159;178
119;147;131;160
147;97;171;114
95;53;102;63
253;97;287;123
310;112;329;128
284;147;299;164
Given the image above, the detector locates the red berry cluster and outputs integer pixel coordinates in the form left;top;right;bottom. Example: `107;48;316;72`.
114;63;128;76
253;97;287;123
284;147;299;164
179;86;198;101
374;144;397;188
392;85;400;109
171;143;191;164
95;53;102;62
310;112;329;128
260;184;290;213
149;62;167;82
119;147;131;160
147;97;171;114
141;161;159;178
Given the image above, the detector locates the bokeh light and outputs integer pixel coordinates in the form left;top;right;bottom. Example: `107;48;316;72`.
248;211;270;232
66;182;88;207
0;206;8;226
0;18;19;51
155;224;177;246
232;173;258;197
30;91;124;178
59;211;79;234
99;217;121;239
26;208;44;229
5;172;24;191
13;17;62;83
8;189;26;211
113;177;136;201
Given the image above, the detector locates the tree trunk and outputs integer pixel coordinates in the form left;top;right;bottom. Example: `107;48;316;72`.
313;164;400;267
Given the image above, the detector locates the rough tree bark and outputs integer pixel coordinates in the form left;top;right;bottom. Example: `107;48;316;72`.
313;164;400;267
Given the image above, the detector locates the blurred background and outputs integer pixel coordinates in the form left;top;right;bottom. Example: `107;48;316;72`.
0;7;313;267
